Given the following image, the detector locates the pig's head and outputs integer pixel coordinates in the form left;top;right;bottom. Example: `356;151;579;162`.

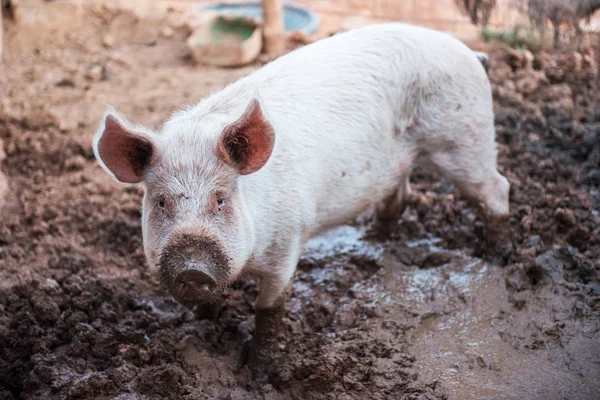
92;99;275;305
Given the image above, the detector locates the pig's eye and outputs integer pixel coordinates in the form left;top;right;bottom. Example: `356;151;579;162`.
217;194;225;211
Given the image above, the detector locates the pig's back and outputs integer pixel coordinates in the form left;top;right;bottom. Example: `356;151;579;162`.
249;22;485;112
230;23;488;235
244;22;488;158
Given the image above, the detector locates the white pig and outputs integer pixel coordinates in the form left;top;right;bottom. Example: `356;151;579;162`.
92;23;510;377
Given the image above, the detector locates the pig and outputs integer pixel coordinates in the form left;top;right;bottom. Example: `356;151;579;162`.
92;23;510;378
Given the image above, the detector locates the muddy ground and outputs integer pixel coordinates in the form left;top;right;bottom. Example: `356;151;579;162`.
0;3;599;400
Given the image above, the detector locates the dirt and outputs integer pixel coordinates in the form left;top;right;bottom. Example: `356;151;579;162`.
1;2;599;400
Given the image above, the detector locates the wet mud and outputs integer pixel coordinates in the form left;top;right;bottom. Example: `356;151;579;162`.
0;4;599;399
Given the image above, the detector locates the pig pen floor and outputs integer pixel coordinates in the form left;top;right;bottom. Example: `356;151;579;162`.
1;5;599;400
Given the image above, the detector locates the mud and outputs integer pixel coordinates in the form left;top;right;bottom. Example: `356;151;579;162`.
0;3;599;399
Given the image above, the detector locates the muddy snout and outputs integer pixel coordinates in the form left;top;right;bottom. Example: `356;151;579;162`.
173;264;216;302
158;234;230;305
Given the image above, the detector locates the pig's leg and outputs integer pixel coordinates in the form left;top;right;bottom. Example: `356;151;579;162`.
370;174;412;238
427;147;510;252
238;244;300;380
243;279;292;380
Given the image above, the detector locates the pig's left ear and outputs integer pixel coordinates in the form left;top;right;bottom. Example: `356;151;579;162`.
93;109;159;184
217;99;275;175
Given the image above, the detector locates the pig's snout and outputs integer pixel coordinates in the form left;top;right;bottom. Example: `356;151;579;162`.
158;234;230;305
173;265;217;302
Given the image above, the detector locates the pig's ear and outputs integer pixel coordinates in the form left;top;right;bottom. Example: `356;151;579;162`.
217;99;275;175
93;110;159;184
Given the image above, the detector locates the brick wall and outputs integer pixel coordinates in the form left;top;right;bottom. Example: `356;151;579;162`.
291;0;526;39
178;0;529;40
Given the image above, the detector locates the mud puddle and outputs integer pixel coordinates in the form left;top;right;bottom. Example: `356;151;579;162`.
299;226;600;400
380;244;600;400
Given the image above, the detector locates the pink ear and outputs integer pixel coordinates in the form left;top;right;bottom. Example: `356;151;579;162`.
217;99;275;175
96;115;157;183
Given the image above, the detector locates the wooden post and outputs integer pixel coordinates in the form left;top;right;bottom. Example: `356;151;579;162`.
261;0;284;54
0;4;3;60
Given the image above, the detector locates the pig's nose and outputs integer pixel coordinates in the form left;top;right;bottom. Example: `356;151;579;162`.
158;233;230;304
172;266;217;303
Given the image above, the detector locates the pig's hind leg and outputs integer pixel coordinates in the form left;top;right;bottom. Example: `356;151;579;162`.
428;150;509;222
370;174;413;238
424;125;511;259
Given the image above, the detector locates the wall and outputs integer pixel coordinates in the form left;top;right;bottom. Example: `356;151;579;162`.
168;0;531;40
291;0;527;39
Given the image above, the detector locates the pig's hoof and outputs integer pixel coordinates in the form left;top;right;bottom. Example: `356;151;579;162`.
363;221;395;242
247;360;269;382
482;242;514;266
235;337;252;372
235;337;270;382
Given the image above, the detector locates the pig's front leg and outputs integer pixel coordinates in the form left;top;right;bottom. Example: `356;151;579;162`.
238;258;296;380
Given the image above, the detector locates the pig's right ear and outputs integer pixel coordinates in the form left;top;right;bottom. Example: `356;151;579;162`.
93;110;159;184
216;99;275;175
